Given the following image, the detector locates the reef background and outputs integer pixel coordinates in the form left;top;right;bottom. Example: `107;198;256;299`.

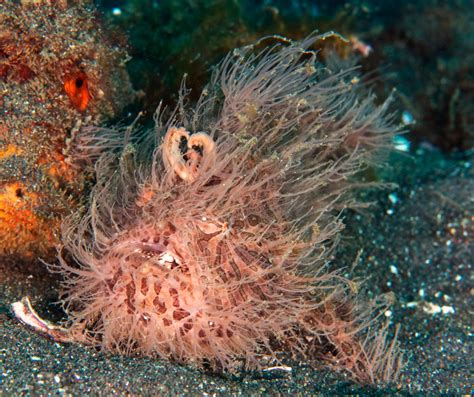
97;0;473;151
1;0;472;395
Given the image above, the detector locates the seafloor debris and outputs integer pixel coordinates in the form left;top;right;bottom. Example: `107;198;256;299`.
11;296;72;343
14;36;403;384
0;0;135;263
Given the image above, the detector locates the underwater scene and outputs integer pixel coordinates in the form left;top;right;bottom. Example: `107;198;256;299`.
0;0;472;395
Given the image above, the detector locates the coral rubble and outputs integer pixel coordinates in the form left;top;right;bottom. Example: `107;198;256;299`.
51;37;402;384
0;0;135;263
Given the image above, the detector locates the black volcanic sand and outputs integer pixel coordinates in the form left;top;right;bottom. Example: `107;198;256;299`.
1;147;472;395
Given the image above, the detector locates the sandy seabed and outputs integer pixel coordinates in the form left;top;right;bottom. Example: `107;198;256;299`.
0;148;472;396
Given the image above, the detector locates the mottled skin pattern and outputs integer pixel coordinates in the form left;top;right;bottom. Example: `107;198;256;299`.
0;0;135;263
55;38;402;384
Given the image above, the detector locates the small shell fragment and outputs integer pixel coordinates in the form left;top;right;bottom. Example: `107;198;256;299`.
11;296;72;342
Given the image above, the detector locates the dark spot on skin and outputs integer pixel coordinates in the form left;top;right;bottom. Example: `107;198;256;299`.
321;313;333;326
179;135;188;155
215;326;224;338
154;282;161;295
141;278;148;295
228;257;242;279
232;219;245;229
169;288;180;307
192;144;203;156
153;297;167;314
125;282;136;313
173;308;190;321
248;214;260;226
341;342;354;356
183;320;193;332
203;176;222;187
